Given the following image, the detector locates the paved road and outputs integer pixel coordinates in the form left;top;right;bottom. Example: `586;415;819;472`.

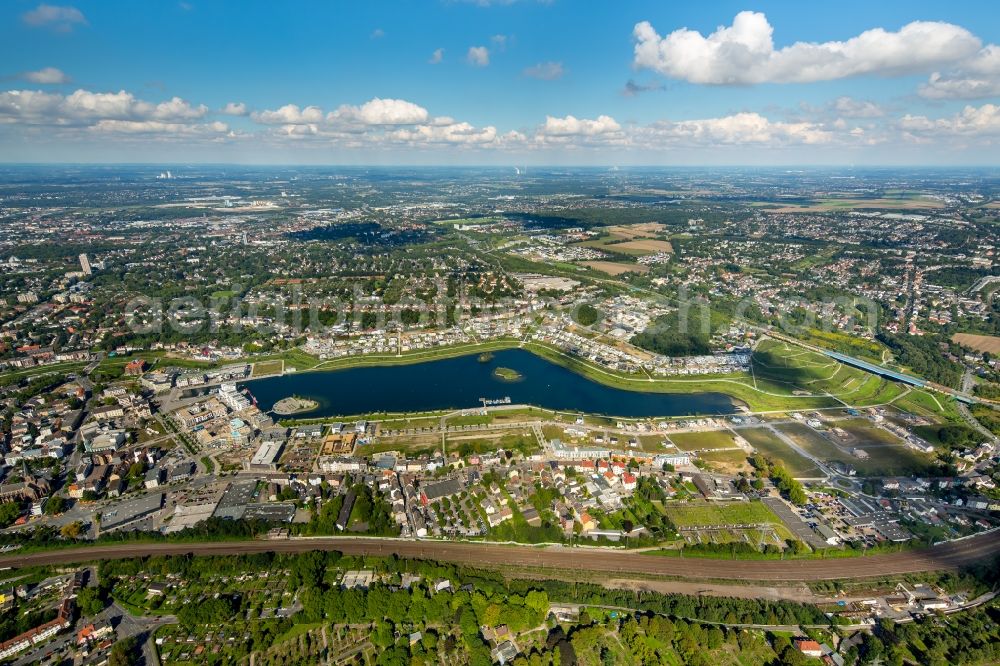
1;530;997;581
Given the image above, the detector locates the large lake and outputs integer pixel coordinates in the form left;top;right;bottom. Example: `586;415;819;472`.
242;348;739;419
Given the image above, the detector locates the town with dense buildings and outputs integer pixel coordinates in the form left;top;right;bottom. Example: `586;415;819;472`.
0;166;998;665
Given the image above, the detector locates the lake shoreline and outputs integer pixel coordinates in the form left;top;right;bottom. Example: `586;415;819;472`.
241;348;743;420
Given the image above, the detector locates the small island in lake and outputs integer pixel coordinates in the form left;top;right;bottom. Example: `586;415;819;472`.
492;367;523;382
272;395;319;415
478;352;494;363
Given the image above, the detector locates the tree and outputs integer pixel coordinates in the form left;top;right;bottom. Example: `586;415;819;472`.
45;495;67;515
108;637;139;666
61;521;84;539
77;587;105;616
575;304;600;326
0;502;21;528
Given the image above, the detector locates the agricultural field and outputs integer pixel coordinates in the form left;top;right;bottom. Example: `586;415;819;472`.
581;260;649;275
251;359;284;377
669;430;739;451
576;237;673;256
952;332;1000;355
604;222;668;238
738;427;821;477
761;195;945;213
611;239;673;254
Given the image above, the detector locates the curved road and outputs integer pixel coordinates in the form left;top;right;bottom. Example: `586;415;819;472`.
2;531;998;581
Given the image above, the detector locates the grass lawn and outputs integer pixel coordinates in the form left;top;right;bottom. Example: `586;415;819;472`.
663;500;784;528
778;422;849;460
738;427;821;477
779;421;937;477
364;435;440;457
445;430;539;457
251;359;284;377
750;339;904;408
669;430;738;451
891;388;962;423
446;414;493;427
274;622;323;645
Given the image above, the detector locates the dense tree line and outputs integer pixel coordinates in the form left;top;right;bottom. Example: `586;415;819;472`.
631;311;714;357
751;455;807;505
864;605;1000;666
876;331;963;388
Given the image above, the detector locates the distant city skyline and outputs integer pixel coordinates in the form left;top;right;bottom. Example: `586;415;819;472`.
1;1;999;165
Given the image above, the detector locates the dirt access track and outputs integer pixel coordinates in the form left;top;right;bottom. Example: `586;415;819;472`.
2;531;998;581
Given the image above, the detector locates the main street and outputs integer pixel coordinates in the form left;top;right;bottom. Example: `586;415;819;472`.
2;529;997;581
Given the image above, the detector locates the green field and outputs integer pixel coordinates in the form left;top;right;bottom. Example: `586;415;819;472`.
738;427;821;477
669;430;738;451
779;421;937;477
663;501;784;528
251;359;284;377
891;388;962;423
750;339;904;407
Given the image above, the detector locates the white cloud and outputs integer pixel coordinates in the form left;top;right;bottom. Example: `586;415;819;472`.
542;114;620;136
429;48;444;64
653;113;831;145
332;98;429;125
467;46;490;67
633;12;981;84
900;104;1000;137
387;121;499;145
0;89;207;125
919;45;1000;99
90;119;229;136
252;104;324;125
370;28;385;39
5;84;999;156
22;4;87;32
222;102;248;116
832;97;884;118
523;61;564;80
21;67;71;84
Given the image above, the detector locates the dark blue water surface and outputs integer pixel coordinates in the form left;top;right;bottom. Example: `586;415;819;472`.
242;349;739;419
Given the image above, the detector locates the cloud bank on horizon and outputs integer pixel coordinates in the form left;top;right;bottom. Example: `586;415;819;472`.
0;3;998;163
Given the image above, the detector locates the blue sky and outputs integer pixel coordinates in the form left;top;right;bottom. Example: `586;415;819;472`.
1;1;999;164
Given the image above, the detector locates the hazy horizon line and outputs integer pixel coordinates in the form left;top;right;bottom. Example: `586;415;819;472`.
1;161;999;170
